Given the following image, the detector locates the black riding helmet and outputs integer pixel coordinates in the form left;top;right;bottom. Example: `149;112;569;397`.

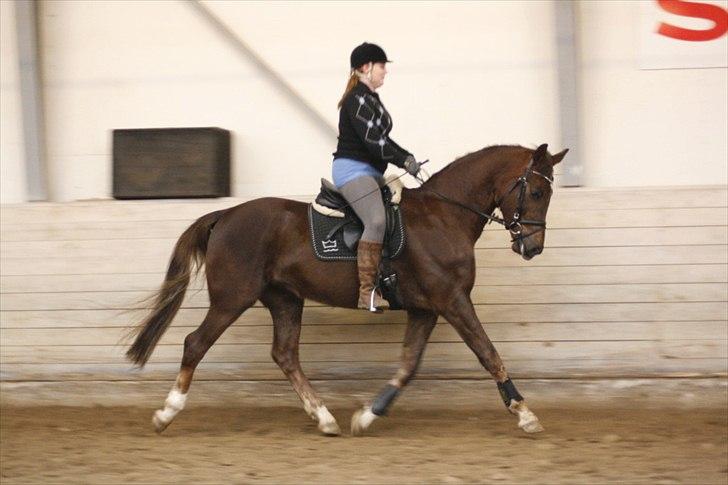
350;42;392;69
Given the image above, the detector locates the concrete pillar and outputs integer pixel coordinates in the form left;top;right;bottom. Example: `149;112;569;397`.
15;0;48;200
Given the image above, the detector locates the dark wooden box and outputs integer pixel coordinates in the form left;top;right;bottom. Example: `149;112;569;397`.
113;127;231;199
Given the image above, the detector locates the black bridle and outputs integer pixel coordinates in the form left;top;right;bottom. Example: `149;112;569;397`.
501;158;554;242
416;157;553;253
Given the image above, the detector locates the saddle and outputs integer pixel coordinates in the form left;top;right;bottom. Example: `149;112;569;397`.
308;176;406;309
309;176;405;259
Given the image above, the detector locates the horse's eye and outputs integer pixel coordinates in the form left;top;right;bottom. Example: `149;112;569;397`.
531;190;543;200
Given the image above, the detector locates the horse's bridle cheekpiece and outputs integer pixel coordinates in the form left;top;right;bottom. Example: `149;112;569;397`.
503;157;553;248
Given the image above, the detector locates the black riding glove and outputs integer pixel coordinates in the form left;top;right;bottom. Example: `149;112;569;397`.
403;155;421;176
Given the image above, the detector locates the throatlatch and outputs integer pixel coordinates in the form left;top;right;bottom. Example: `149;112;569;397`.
497;378;523;407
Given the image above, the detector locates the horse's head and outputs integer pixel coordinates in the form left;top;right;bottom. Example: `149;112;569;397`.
495;144;568;260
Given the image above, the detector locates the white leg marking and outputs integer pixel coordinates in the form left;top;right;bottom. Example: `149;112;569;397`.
351;406;378;436
152;387;187;433
509;401;544;433
302;400;317;420
315;406;341;436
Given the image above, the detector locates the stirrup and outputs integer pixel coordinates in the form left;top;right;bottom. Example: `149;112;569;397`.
368;288;385;313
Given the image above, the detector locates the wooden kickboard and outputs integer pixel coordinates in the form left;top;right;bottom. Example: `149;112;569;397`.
1;186;726;380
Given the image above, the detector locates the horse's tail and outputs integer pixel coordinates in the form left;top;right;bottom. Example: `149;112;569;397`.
126;209;225;367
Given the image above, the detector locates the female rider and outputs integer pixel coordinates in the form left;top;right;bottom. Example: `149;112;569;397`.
332;42;421;312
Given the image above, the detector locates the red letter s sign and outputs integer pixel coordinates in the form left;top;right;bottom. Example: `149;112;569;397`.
657;0;728;41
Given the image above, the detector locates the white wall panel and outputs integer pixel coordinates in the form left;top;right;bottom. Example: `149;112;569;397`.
203;1;561;179
35;0;560;201
0;0;27;203
1;1;726;201
578;1;728;187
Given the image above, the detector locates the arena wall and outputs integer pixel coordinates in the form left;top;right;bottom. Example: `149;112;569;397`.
1;1;726;203
2;186;726;384
1;2;726;400
578;1;728;187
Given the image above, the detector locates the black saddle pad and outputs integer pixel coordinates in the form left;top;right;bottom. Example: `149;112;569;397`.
308;204;405;261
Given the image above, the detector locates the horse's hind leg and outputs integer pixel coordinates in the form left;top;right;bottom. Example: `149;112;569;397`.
152;304;247;433
352;309;437;435
442;293;543;433
261;286;341;436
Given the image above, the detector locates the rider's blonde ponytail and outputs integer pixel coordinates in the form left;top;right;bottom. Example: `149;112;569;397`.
337;71;359;109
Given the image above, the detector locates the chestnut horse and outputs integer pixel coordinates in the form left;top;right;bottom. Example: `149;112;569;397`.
127;143;567;436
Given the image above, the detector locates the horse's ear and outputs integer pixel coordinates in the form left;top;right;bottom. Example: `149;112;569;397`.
533;143;548;162
551;148;569;166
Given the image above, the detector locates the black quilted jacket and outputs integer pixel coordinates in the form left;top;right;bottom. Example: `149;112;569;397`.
332;82;411;174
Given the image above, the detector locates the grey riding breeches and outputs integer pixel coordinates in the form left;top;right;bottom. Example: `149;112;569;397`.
338;175;386;244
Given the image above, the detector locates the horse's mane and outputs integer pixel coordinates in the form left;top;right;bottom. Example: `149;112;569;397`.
420;144;526;187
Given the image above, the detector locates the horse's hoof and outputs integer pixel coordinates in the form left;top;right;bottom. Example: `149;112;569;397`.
319;420;341;436
520;418;544;433
152;410;169;434
351;407;377;436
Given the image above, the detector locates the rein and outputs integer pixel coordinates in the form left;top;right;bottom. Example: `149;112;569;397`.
323;156;554;251
415;157;553;246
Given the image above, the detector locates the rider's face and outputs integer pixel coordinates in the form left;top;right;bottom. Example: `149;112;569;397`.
370;62;387;89
361;62;387;90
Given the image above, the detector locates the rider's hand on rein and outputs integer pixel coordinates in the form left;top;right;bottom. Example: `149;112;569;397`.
404;155;422;176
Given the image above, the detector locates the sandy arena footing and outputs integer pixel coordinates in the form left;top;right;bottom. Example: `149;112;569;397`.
1;379;726;483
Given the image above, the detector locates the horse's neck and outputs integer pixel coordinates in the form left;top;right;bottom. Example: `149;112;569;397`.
418;153;504;243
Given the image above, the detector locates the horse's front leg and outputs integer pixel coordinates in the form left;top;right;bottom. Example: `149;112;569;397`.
442;293;544;433
351;309;437;435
